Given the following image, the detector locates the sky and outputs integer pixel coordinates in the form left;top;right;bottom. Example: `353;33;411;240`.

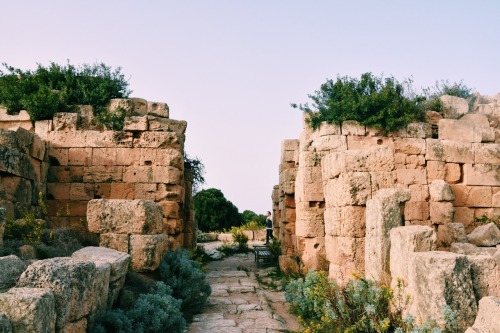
1;1;499;214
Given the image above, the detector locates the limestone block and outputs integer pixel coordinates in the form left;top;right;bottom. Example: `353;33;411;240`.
0;287;55;333
83;166;123;183
0;146;35;180
451;185;493;207
85;130;133;148
133;131;182;149
429;179;455;202
347;135;394;150
108;98;133;115
326;236;364;279
68;148;92;166
394;138;426;155
317;122;341;136
404;201;430;221
437;223;467;246
114;148;140;166
147;101;169;118
445;163;461;184
389;226;436;287
453;207;475;229
430;202;454;224
87;199;163;234
278;255;301;275
72;246;130;281
297;236;327;271
370;171;396;194
426;139;474;163
404;122;432;139
53;112;79;131
100;233;130;255
155;148;184;168
461;112;492;127
129;234;169;272
110;182;135;199
408;252;477;331
341;120;365;135
365;188;410;282
464;164;500;187
322;146;395;179
91;148;116;165
426;110;442;124
108;275;126;309
295;202;325;237
0;255;26;291
467;255;500;299
450;242;497;256
439;118;483;143
282;139;299;151
17;258;97;330
409;184;430;202
123;116;148;131
131;98;148;116
494;191;500;208
440;95;469;116
48;130;87;148
324;172;372;207
324;206;365;237
475;143;500;164
426;160;445;181
467;296;500;333
310;134;347;152
31;134;46;161
147;117;187;136
396;168;427;185
68;183;94;201
467;223;500;247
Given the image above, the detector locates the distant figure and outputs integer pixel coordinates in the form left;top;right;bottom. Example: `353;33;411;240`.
265;211;273;244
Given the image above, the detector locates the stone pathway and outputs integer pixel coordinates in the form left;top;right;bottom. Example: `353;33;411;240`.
187;247;301;333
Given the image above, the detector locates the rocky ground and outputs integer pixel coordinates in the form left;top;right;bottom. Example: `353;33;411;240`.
187;241;301;333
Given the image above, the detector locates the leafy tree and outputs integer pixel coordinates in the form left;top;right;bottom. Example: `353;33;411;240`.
184;154;205;194
241;210;266;226
292;73;426;132
0;61;131;121
193;188;242;232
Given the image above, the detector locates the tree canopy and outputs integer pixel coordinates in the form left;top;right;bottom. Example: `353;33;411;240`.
241;210;267;226
193;188;242;232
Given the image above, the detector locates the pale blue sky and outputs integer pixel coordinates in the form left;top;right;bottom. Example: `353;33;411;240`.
2;1;499;214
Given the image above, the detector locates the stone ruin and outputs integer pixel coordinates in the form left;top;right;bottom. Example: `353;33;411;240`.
0;98;195;332
273;94;500;331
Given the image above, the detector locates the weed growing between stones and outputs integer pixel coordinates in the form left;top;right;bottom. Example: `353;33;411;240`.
284;271;455;333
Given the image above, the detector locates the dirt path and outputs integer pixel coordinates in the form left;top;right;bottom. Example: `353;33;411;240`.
187;244;301;333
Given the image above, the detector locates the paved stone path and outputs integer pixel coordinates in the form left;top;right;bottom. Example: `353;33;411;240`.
187;249;301;333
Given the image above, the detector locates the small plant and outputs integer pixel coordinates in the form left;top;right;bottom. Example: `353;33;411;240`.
159;248;211;320
231;228;249;251
189;245;212;265
473;214;500;228
217;239;236;255
3;212;45;245
94;106;126;130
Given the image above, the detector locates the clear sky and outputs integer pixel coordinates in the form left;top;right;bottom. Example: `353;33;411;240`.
2;1;499;214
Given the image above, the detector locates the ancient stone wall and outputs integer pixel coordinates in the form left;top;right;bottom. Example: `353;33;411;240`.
0;98;194;248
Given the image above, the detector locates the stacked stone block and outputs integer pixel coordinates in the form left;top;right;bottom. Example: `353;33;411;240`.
0;126;48;218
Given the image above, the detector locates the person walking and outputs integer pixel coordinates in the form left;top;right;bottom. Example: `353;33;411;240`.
265;211;273;244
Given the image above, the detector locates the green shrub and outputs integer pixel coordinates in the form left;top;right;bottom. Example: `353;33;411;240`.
231;228;249;251
94;106;126;130
285;271;442;333
473;214;500;228
159;248;211;320
292;73;426;132
94;309;133;333
0;61;131;122
3;214;45;245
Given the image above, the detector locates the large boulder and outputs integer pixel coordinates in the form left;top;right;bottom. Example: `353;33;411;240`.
468;223;500;247
365;188;410;283
0;287;55;333
467;254;500;299
465;296;500;333
408;252;477;331
0;255;26;291
87;199;163;235
17;257;97;330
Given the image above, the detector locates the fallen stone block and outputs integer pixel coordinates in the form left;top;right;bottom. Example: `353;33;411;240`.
429;179;454;202
0;287;55;333
437;223;467;246
129;234;169;272
0;255;26;291
466;296;500;333
467;223;500;247
450;242;497;256
467;255;500;299
72;246;130;281
87;199;163;235
100;233;130;253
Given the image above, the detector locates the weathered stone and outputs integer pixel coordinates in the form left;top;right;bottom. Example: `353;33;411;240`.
129;234;169;272
0;146;35;180
324;206;365;238
426;110;442;124
53;112;79;131
426;139;474;163
464;164;500;186
83;166;123;183
370;171;396;194
437;223;467;246
401;122;432;139
409;184;430;202
0;255;26;291
123;116;148;131
133;131;182;149
310;134;347;152
278;255;301;275
439;118;483;143
347;136;394;150
429;179;455;202
440;95;470;116
295;202;325;237
450;242;497;256
451;185;493;207
467;255;500;299
326;236;365;280
72;246;130;281
430;202;454;224
389;226;436;287
426;160;445;181
445;163;461;184
147;101;169;118
108;98;133;115
365;188;410;283
147;117;187;136
394;138;426;155
466;296;500;333
408;252;477;331
17;258;97;330
467;223;500;247
404;201;430;221
63;318;87;333
87;199;163;235
0;287;55;333
341;120;365;135
108;275;126;309
324;172;372;207
475;143;500;165
396;168;427;185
